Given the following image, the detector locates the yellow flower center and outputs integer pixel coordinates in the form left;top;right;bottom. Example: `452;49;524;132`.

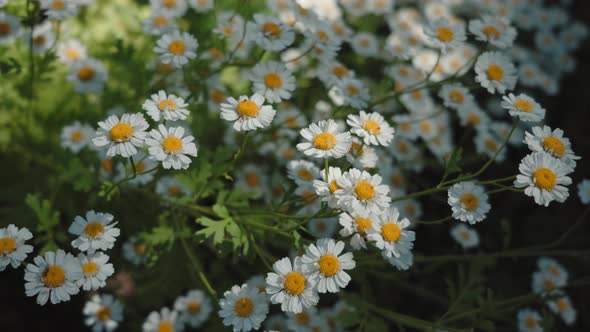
70;130;83;142
533;167;557;190
460;193;479;211
163;136;183;153
211;90;225;104
134;243;146;254
82;262;98;276
437;27;454;42
525;317;537;328
158;99;176;111
350;142;364;156
168;40;186;55
312;133;336;150
284;272;306;295
486;64;504;81
66;48;79;60
246;173;260;187
295;312;310;325
318;254;339;277
317;31;329;41
234;298;254;317
514;99;533;112
236;100;259;117
461;231;471;240
135;161;146;173
84;222;104;238
297;169;313;181
398;141;409;153
222;26;233;36
167;185;181;195
96;306;111;321
381;223;401;242
329;180;341;193
187;301;201;314
157;321;173;332
101;159;113;172
354;181;376;200
359;39;370;48
163;0;176;8
543;137;565;157
0;237;16;255
262;22;281;38
78;67;95;81
109;123;133;142
467;114;480;125
264;73;282;89
544;279;555;290
33;35;46;45
154;16;168;26
364;120;381;135
286;117;298;128
346;85;360;96
355;217;372;236
546;266;561;277
485;139;498;152
52;0;64;9
209;47;223;59
392;174;403;187
333;66;348;77
557;298;569;312
482;25;500;39
0;23;11;35
449;91;464;103
419;121;432;133
301;190;318;203
42;265;66;288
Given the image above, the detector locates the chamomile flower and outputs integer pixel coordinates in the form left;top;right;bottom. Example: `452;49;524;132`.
68;211;120;254
338;210;374;250
313;166;343;208
537;257;568;284
501;93;546;122
297;120;352;159
266;257;319;313
514;152;573;206
0;12;20;45
532;269;566;296
142;307;179;332
366;207;415;258
424;18;466;52
517;308;543;332
450;224;479;249
27;22;55;54
336;168;391;214
40;0;78;20
235;164;269;199
150;0;187;17
221;93;277;132
145;124;198;169
346;139;378;169
77;252;115;291
351;32;379;57
468;16;516;49
474;51;517;94
156;176;190;198
93;113;149;158
61;122;94;153
439;83;475;110
0;225;33;271
248;14;294;52
83;294;124;332
474;130;507;163
154;31;198;68
57;39;87;65
68;58;108;94
347;111;394;146
246;275;268;294
577;179;590;204
448;182;491;224
287;160;320;187
547;295;577;326
329;78;370;109
142;90;189;122
188;0;214;12
524;126;579;170
250;61;296;103
301;239;355;293
24;249;82;305
219;284;269;332
122;237;148;266
143;12;177;36
384;249;414;271
174;289;213;328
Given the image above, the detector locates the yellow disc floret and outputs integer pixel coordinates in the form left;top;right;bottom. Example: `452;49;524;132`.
543;137;565;157
381;223;401;242
236;100;260;117
283;272;306;295
84;222;105;238
264;73;283;89
486;64;504;81
318;254;340;277
533;167;557;190
364;120;381;135
0;237;16;255
234;298;254;317
313;133;336;150
163;136;183;153
168;40;186;55
109;123;133;142
42;265;66;288
460;193;479;211
437;27;454;42
354;181;376;200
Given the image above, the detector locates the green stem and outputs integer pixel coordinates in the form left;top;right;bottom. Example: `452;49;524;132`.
178;232;218;300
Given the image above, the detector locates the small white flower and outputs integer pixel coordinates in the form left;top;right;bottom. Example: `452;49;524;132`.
83;294;124;332
501;93;546;122
532;270;564;296
61;121;94;153
175;289;213;328
537;257;568;286
247;14;295;52
142;90;190;122
266;257;319;313
220;93;277;132
448;182;491;224
366;207;415;258
474;129;507;162
68;211;120;254
93;113;149;158
301;238;356;293
450;224;479;249
474;51;517;94
0;224;33;271
76;252;114;291
24;249;82;305
68;58;109;94
423;18;466;52
218;284;269;332
156;176;191;198
351;32;379;57
57;39;88;65
517;308;543;332
313;166;344;208
250;61;296;103
329;78;370;110
468;16;516;49
514;152;573;206
577;179;590;204
189;0;214;12
154;31;198;68
547;295;577;326
40;0;78;20
335;168;391;215
150;0;188;17
438;83;475;110
307;218;339;239
524;126;579;170
145;124;198;170
287;160;320;187
297;120;352;159
122;237;148;266
0;12;21;45
27;22;56;54
142;307;179;332
235;164;270;199
143;12;177;35
383;249;414;271
347;111;395;146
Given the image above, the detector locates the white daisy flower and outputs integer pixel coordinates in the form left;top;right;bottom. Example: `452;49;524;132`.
468;16;516;49
316;61;355;86
514;152;573;206
347;111;395;146
501;93;546;122
448;182;491;224
142;90;190;122
313;166;343;208
450;224;479;249
474;130;507;163
474;51;517;94
145;124;198;170
154;31;198;68
175;289;213;328
248;14;295;52
296;120;352;159
76;252;114;291
335;168;391;215
213;12;244;40
150;0;187;17
24;249;82;305
27;22;55;54
287;160;320;187
329;78;370;110
0;12;21;45
250;61;296;104
532;270;565;296
517;308;543;332
0;224;33;271
524;126;579;170
93;113;149;158
423;18;466;52
366;207;415;258
40;0;78;20
143;12;177;36
301;238;356;294
265;257;319;313
547;295;577;326
264;314;288;332
350;32;379;57
394;199;423;221
122;237;148;266
338;210;374;250
537;257;568;286
457;106;490;131
219;284;269;332
345;138;378;170
188;0;214;12
57;39;87;65
383;249;414;271
156;176;190;198
61;121;94;153
284;306;320;332
68;58;109;94
245;275;268;294
235;164;269;199
577;179;590;204
438;83;475;110
220;93;277;132
83;294;124;332
68;210;120;254
142;307;179;332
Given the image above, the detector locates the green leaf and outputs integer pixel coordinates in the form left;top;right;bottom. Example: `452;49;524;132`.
195;217;230;245
444;148;463;176
142;225;175;247
25;194;59;232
